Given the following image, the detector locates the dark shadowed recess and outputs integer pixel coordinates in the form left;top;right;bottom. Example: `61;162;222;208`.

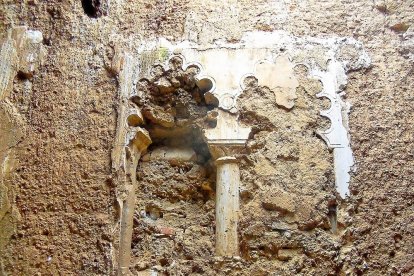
81;0;102;18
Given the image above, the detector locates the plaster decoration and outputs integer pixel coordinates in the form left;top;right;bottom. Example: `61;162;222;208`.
112;30;370;270
137;47;302;113
177;48;282;113
112;52;138;171
134;52;252;257
112;52;150;172
311;60;354;198
118;126;151;276
109;50;153;276
0;35;16;100
136;33;370;198
254;55;299;109
204;110;251;148
0;101;24;221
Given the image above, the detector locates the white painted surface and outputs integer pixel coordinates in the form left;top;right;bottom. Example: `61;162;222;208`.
311;60;354;198
334;147;354;198
26;30;43;43
204;110;250;146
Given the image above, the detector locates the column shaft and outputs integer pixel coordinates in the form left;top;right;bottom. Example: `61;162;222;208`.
215;157;240;256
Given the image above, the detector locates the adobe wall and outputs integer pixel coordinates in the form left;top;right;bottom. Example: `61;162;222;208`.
0;1;413;275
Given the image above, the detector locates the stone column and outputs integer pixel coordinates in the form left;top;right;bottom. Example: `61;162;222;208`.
215;156;240;256
204;110;250;257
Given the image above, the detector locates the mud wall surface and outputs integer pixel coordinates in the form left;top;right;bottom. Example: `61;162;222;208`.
1;1;413;275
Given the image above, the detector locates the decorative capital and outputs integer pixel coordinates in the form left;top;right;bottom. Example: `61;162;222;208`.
204;110;250;160
215;156;238;165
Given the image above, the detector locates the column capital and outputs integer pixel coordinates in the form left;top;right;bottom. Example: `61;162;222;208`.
215;156;238;165
208;144;248;161
204;110;250;160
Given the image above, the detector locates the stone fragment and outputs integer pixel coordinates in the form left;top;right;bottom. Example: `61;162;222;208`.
196;77;214;93
373;0;387;13
12;27;45;78
141;146;197;164
127;127;152;153
145;204;163;220
244;223;267;238
142;106;175;128
261;188;295;214
269;221;292;232
294;197;323;231
127;114;144;127
155;77;175;94
204;91;219;106
401;26;414;59
390;22;410;33
277;248;299;261
201;181;213;192
155;226;176;237
108;45;124;75
170;77;180;88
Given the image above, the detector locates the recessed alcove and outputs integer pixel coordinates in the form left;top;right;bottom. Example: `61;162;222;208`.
127;57;219;272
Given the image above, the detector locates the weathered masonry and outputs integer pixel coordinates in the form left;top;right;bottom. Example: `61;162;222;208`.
2;0;413;275
109;31;370;274
1;26;46;260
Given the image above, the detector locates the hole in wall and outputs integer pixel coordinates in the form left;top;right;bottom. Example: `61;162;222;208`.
81;0;103;18
159;258;170;267
328;201;337;234
145;204;163;220
16;70;32;80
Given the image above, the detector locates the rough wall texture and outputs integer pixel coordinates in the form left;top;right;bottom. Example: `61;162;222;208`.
0;0;413;275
